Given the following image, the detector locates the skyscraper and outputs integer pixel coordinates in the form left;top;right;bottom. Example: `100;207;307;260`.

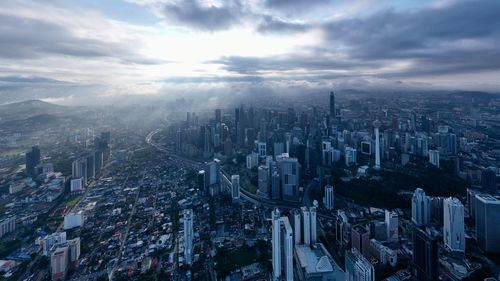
280;217;294;281
183;209;193;265
475;194;500;253
72;158;87;184
324;184;334;210
373;120;381;170
412;228;438;281
351;225;370;259
428;149;440;168
412;188;430;227
301;206;311;246
385;210;399;243
231;175;240;202
481;166;497;194
345;248;375;281
257;165;269;197
276;154;300;202
25;145;41;177
310;206;317;244
292;209;301;245
443;197;465;252
272;208;281;281
329;91;335;118
271;209;293;281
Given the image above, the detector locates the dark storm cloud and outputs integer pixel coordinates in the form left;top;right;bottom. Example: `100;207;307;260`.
210;55;378;74
0;14;164;65
322;0;500;74
161;0;243;31
256;16;311;34
213;0;500;79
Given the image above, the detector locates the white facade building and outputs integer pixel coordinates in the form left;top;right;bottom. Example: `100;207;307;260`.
412;188;430;226
63;211;84;230
443;197;465;252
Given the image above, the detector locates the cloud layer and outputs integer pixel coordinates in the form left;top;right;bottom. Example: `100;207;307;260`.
1;0;500;105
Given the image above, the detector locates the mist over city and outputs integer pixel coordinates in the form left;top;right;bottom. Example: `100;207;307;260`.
0;1;499;281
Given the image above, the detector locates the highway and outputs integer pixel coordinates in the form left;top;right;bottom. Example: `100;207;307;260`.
146;129;304;211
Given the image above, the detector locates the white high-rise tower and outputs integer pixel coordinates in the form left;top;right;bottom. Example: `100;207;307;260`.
324;184;334;210
301;206;311;246
443;197;465;252
373;120;381;170
272;208;281;280
412;188;430;226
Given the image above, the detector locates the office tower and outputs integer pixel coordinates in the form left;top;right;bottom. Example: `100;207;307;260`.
257;165;269;197
272;209;281;281
183;209;193;265
94;150;103;173
412;188;430;227
481;166;497;194
271;170;281;200
292;209;302;245
329;91;335;118
206;159;220;186
475;194;500;253
273;142;285;158
345;248;375;281
351;225;371;259
430;197;444;225
324;184;334;210
25;145;41;177
214;108;221;123
412;228;438;281
197;170;206;194
258;141;267;158
373;120;381;170
371;221;387;241
385;210;399;242
51;245;69;280
322;140;333;166
276;154;300;202
310;207;317;243
466;188;478;221
86;154;95;180
271;209;293;281
72;158;87;184
345;147;357;166
301;207;311;246
428;149;440;168
246;152;259;169
231;175;240;202
443;197;465;252
281;217;294;281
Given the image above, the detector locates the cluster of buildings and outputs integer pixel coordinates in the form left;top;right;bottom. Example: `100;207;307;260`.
272;206;345;281
70;131;111;193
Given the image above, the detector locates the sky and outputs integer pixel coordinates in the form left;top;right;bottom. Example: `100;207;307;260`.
0;0;499;104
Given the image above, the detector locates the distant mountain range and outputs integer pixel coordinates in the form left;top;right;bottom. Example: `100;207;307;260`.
0;100;67;120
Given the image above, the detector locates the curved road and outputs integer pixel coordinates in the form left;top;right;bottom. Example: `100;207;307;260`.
146;129;303;210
